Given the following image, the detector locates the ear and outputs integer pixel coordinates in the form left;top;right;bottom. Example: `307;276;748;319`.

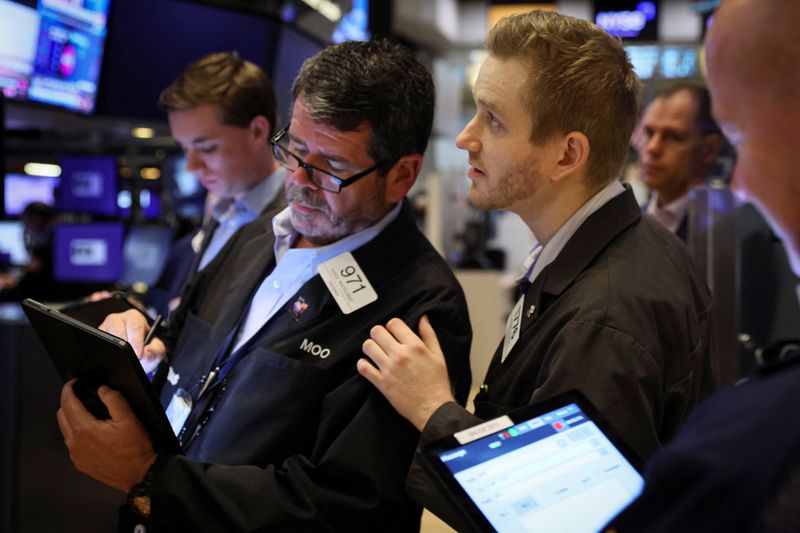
248;115;272;145
551;131;590;182
384;153;423;203
700;132;723;165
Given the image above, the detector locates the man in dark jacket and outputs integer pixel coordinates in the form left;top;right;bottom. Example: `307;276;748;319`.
358;11;715;529
607;0;800;530
56;40;472;532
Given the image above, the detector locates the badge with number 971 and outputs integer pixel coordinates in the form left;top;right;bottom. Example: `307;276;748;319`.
319;252;378;314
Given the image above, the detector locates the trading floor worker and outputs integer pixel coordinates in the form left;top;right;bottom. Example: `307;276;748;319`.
56;39;472;532
357;11;715;529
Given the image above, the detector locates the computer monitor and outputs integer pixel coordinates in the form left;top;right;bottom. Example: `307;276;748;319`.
57;155;117;216
0;220;30;266
4;173;60;216
0;1;38;101
121;225;173;287
117;188;161;220
53;222;123;282
162;154;205;220
27;0;112;113
0;0;112;114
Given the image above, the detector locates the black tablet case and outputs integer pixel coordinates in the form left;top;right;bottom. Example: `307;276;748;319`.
22;298;181;455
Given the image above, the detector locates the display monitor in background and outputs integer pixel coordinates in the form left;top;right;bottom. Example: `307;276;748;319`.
53;222;123;282
121;225;173;287
624;45;699;80
659;45;698;79
0;0;112;113
117;188;161;220
27;0;112;113
58;155;117;216
162;154;206;220
272;24;324;127
0;220;30;265
331;0;370;43
4;173;60;216
0;0;39;101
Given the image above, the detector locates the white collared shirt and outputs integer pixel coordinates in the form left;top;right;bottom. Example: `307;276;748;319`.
232;202;402;352
522;180;626;285
645;192;689;235
197;172;283;271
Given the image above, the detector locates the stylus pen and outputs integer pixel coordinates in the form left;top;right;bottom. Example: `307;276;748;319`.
143;314;163;348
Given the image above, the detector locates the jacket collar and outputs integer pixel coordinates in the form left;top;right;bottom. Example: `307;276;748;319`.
529;186;641;302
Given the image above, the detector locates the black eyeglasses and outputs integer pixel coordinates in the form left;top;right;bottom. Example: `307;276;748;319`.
270;126;384;193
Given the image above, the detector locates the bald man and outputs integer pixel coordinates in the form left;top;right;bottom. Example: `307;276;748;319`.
607;1;800;530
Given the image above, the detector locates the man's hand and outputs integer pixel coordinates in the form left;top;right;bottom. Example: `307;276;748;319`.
358;315;455;431
56;380;157;493
99;309;165;363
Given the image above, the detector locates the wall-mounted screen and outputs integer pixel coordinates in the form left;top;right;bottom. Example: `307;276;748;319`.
53;221;123;282
0;220;30;265
57;155;117;216
117;188;161;220
121;225;173;287
0;1;39;100
162;154;206;220
0;0;111;113
4;173;60;216
625;44;699;80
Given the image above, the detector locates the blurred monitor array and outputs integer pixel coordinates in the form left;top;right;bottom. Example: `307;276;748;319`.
0;0;111;114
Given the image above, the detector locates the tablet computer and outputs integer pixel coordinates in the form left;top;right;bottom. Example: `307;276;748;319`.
418;390;643;533
22;298;181;455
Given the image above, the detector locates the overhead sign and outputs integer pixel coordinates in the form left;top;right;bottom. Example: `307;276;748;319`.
595;1;658;40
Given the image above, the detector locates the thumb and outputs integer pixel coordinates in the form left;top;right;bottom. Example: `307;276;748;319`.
97;386;133;421
418;315;443;355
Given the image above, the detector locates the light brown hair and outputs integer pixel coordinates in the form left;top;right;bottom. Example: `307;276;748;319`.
159;52;277;135
488;10;641;187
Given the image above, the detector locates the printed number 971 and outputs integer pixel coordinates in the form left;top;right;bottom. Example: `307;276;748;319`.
340;265;366;293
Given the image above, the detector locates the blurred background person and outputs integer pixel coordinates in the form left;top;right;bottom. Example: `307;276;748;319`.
634;84;723;242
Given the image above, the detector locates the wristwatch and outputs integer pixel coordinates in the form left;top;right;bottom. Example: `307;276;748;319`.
127;464;155;519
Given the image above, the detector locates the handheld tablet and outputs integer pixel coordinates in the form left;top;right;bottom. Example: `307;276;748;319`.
418;390;643;533
22;298;181;455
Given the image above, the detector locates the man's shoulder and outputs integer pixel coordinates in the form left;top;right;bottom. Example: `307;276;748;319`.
597;213;706;297
358;206;463;293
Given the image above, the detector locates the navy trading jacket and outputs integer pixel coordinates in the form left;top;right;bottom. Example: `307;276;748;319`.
606;343;800;533
138;200;472;532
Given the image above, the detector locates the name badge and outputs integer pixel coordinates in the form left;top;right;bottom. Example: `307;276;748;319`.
318;252;377;314
501;295;524;363
165;388;192;437
191;230;205;254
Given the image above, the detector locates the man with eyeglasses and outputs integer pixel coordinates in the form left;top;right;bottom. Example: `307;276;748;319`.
56;40;472;532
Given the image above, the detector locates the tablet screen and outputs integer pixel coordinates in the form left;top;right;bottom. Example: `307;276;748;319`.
430;400;643;532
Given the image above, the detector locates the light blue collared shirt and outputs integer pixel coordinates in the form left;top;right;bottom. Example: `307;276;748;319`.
523;179;625;285
232;201;403;352
197;172;283;271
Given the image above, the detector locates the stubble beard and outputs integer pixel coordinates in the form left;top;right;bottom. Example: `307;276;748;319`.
285;181;388;246
469;160;542;212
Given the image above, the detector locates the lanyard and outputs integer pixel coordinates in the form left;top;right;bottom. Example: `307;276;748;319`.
177;268;274;447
